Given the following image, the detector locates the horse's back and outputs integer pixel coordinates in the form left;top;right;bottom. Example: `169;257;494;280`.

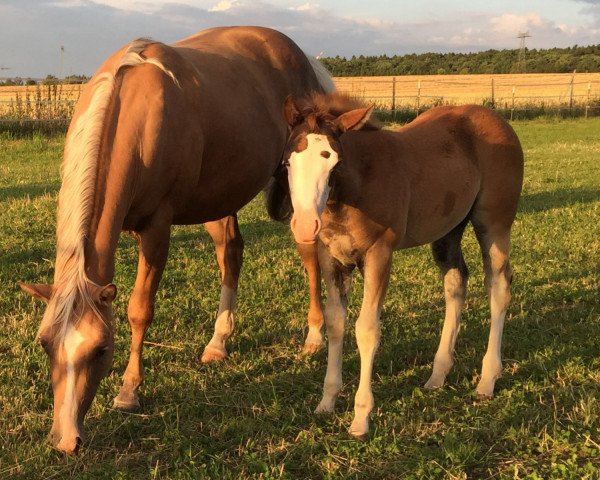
405;105;524;232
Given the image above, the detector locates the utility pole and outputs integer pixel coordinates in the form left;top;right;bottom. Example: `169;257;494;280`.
516;32;531;73
60;45;65;80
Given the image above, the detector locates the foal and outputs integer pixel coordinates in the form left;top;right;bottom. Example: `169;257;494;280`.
275;94;523;436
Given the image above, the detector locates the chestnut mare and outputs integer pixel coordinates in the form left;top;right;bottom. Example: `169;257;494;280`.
19;26;333;454
270;94;523;437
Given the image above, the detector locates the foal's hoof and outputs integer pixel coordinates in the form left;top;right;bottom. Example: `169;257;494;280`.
348;419;369;439
201;346;227;363
302;341;323;355
423;378;444;390
475;392;493;402
113;393;140;412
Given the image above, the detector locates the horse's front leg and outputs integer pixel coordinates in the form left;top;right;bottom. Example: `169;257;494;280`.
201;215;244;363
297;242;325;353
349;240;392;438
113;210;172;411
315;244;353;414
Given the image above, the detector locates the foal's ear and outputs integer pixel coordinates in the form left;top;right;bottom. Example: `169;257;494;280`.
19;282;53;303
283;95;302;128
335;105;374;132
94;284;117;306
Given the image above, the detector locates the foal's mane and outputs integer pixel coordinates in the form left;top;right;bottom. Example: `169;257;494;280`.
265;93;379;223
44;38;178;342
295;92;381;132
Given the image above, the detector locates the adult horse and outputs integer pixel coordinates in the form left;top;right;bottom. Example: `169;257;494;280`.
19;26;333;454
270;93;523;436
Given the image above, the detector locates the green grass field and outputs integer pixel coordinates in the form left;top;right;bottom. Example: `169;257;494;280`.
1;118;599;479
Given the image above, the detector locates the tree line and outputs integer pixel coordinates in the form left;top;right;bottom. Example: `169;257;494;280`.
319;44;600;76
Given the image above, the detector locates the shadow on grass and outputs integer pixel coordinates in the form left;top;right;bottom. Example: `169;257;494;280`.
0;183;58;202
519;187;600;214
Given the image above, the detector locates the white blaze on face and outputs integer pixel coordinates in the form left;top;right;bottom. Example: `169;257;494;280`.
59;323;86;438
288;133;339;243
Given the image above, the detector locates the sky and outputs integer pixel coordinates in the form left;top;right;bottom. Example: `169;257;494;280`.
1;0;599;78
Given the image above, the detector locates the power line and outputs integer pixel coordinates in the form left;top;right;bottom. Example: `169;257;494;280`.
516;32;531;73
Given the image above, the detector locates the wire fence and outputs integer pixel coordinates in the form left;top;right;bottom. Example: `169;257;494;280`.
332;72;600;121
1;73;599;134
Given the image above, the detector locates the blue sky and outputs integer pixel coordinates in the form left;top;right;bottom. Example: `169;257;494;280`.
1;0;599;78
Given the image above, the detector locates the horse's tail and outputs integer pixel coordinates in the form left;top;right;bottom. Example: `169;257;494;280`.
265;163;293;222
307;55;336;94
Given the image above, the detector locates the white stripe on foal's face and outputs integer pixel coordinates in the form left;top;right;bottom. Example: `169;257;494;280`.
288;133;339;216
59;323;85;436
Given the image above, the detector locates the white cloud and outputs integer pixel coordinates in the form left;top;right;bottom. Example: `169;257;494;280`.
209;0;238;12
1;0;598;78
490;13;546;35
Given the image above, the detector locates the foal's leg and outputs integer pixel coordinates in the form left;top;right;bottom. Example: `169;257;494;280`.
201;215;244;363
425;220;469;390
315;245;354;414
349;240;392;437
297;242;325;354
114;211;172;411
473;221;513;399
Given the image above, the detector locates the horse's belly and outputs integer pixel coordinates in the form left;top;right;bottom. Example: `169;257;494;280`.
400;190;476;248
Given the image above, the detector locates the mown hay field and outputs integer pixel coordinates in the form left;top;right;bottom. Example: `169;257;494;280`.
1;117;599;478
1;72;600;119
333;72;600;108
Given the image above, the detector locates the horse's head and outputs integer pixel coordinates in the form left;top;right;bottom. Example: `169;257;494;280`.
20;281;116;454
282;94;373;244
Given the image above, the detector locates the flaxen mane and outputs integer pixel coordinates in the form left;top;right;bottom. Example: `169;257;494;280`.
42;39;178;342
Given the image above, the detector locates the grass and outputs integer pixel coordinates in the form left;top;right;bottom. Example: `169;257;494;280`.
0;118;599;479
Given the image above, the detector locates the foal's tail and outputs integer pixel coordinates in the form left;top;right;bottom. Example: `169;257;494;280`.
265;164;293;222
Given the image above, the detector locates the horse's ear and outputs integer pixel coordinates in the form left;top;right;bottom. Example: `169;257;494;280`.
94;284;117;306
335;105;374;132
19;282;53;303
283;95;301;128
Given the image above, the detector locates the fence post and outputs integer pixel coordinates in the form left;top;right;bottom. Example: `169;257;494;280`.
510;86;515;121
569;72;575;114
391;76;396;114
585;82;591;119
491;77;495;108
416;80;421;116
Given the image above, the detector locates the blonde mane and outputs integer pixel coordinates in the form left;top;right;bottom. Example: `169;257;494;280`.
42;39;178;342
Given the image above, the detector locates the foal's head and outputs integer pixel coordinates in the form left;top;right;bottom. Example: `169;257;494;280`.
282;94;373;244
20;281;116;454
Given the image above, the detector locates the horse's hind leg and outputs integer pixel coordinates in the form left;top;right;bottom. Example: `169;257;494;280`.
201;215;244;363
297;242;325;354
425;219;469;390
472;219;513;399
114;210;172;411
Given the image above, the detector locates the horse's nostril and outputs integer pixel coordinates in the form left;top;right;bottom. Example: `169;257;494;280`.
314;217;322;235
73;437;82;454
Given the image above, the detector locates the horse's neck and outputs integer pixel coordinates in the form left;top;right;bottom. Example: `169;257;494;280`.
83;160;134;286
330;132;371;202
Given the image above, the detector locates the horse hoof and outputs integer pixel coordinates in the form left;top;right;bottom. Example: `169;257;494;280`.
423;378;444;390
201;346;227;363
348;422;369;439
475;392;493;402
302;342;323;355
113;395;140;412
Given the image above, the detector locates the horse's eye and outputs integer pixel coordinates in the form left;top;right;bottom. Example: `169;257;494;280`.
39;338;51;354
95;346;109;358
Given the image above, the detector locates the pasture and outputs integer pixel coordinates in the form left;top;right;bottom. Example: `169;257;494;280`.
0;117;599;478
